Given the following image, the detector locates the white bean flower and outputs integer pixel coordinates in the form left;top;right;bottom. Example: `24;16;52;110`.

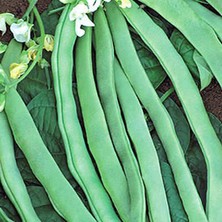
10;19;33;43
0;13;15;35
59;0;123;37
69;2;94;37
0;17;6;35
87;0;102;12
119;0;132;8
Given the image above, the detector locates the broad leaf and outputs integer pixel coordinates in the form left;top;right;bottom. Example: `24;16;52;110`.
27;186;65;222
150;92;191;154
161;162;188;221
132;33;167;88
17;65;48;104
186;112;222;207
170;30;198;77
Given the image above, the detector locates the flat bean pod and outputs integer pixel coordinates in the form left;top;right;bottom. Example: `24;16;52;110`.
139;0;222;87
0;208;14;222
1;40;22;76
51;5;120;222
205;0;222;16
75;26;130;221
4;87;96;222
94;8;146;222
0;111;40;222
185;0;222;41
105;3;207;221
114;58;170;222
118;3;222;221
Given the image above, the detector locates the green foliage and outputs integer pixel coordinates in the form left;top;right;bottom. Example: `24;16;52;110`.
186;113;222;207
132;33;167;89
36;0;63;36
170;30;213;90
161;162;188;221
151;93;191;156
170;30;197;76
17;65;48;104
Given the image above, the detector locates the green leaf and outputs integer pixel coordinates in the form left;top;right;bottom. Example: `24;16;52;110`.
193;50;213;90
186;113;222;207
27;186;65;222
170;30;198;77
132;33;167;89
0;187;20;222
17;65;48;104
152;133;167;161
37;0;63;36
185;137;207;205
208;112;222;142
161;162;188;222
151;92;190;155
163;97;190;153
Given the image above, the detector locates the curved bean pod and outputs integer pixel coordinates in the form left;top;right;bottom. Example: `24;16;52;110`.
94;8;146;222
139;0;222;87
0;111;40;222
118;3;222;221
205;0;222;16
51;4;120;222
75;26;130;221
114;58;170;222
105;3;207;221
0;208;14;222
4;87;96;222
1;40;22;76
185;0;222;41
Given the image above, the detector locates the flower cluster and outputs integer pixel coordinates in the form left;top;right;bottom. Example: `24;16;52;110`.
9;34;54;80
60;0;131;37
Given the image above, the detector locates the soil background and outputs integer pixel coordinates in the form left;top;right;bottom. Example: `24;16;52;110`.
0;0;222;121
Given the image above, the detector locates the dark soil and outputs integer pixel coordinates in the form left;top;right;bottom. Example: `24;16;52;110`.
0;0;50;15
159;78;222;121
0;0;222;121
0;0;51;42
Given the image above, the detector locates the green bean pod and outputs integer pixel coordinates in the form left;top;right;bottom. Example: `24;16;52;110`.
1;40;22;76
139;0;222;87
105;3;207;221
0;111;40;222
94;8;146;222
205;0;222;16
4;87;96;222
185;0;222;41
0;208;14;222
113;58;170;222
51;4;120;222
75;27;130;221
118;3;222;221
